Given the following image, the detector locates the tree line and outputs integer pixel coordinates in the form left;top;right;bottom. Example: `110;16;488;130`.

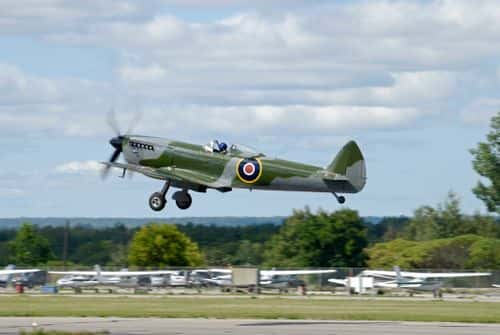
1;195;497;269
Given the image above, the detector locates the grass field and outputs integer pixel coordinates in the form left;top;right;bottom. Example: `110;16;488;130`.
0;295;499;323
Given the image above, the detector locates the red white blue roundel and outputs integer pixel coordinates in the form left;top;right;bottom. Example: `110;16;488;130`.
236;158;263;184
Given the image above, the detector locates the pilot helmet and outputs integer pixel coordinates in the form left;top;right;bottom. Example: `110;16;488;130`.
219;142;228;152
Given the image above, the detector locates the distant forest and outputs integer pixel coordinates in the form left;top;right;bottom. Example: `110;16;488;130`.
1;193;498;269
0;217;407;267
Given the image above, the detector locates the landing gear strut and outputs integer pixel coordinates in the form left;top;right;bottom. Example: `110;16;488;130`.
173;190;193;210
333;193;346;204
149;180;171;211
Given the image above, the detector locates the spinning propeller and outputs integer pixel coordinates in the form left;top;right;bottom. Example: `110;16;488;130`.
102;109;142;179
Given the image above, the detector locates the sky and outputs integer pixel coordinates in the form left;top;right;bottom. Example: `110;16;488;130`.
0;0;498;218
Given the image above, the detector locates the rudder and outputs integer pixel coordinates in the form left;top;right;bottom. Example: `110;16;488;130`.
327;141;367;192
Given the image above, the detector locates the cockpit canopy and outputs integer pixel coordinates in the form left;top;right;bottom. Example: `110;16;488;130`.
229;144;264;157
204;140;264;158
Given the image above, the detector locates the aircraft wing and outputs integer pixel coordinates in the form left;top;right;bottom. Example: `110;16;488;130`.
360;270;397;279
193;269;232;274
260;270;336;276
363;270;491;279
49;270;177;276
49;271;97;276
0;269;41;275
400;271;492;279
100;270;178;277
101;162;228;188
328;278;348;286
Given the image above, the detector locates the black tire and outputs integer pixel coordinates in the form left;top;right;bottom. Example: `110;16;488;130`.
338;196;346;204
176;193;192;210
149;192;166;211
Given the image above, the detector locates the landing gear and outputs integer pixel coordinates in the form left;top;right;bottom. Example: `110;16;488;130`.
333;193;346;204
149;180;171;211
433;289;443;299
149;192;166;211
173;190;192;210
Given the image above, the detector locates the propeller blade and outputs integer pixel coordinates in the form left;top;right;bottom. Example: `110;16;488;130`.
107;108;121;136
101;165;112;180
101;149;121;180
110;148;121;162
125;110;143;135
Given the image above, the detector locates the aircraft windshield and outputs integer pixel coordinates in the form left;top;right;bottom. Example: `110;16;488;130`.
229;144;264;157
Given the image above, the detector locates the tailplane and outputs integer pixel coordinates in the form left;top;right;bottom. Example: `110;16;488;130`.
326;141;367;192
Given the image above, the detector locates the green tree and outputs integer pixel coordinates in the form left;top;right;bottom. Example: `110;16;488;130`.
405;192;500;241
232;240;264;265
404;205;440;241
128;223;203;267
365;216;409;243
404;192;491;240
263;208;367;268
467;238;500;269
471;112;500;214
8;223;54;265
367;234;500;269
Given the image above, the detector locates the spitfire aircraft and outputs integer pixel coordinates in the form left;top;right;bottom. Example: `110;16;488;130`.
101;120;367;212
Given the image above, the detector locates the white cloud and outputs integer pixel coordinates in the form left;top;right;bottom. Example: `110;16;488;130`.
0;1;159;34
1;0;500;138
55;160;102;174
117;63;167;83
461;99;500;125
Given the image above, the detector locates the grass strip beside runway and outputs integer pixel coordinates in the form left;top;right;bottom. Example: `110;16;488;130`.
1;296;499;323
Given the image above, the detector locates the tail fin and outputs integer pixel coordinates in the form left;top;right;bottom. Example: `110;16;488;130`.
94;265;103;282
394;266;402;282
327;141;367;192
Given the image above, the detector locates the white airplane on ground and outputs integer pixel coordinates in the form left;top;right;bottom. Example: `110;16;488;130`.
50;265;177;291
151;270;196;287
362;266;491;297
193;269;233;287
203;269;336;291
493;284;500;288
0;265;45;288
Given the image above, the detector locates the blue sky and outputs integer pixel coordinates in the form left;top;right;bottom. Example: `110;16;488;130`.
0;0;498;218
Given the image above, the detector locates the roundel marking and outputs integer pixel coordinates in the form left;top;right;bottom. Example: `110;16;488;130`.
236;158;263;184
243;163;255;176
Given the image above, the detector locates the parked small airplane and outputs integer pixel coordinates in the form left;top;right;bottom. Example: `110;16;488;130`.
493;284;500;288
203;269;336;291
150;270;201;287
362;266;491;297
0;265;45;288
50;265;176;291
101;116;366;212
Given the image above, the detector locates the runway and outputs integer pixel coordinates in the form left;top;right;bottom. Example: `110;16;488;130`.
1;318;500;335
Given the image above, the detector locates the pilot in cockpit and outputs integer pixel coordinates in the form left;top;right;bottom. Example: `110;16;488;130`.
210;140;228;154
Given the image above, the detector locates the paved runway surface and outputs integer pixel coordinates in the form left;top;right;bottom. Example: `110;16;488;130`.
1;318;500;335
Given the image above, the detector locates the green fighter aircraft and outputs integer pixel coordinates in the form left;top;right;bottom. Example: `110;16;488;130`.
102;133;367;212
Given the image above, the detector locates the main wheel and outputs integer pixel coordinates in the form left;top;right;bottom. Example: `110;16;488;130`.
337;196;346;204
175;193;192;210
149;192;166;211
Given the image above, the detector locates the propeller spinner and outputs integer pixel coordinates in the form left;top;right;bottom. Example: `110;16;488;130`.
102;109;141;179
102;136;124;179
